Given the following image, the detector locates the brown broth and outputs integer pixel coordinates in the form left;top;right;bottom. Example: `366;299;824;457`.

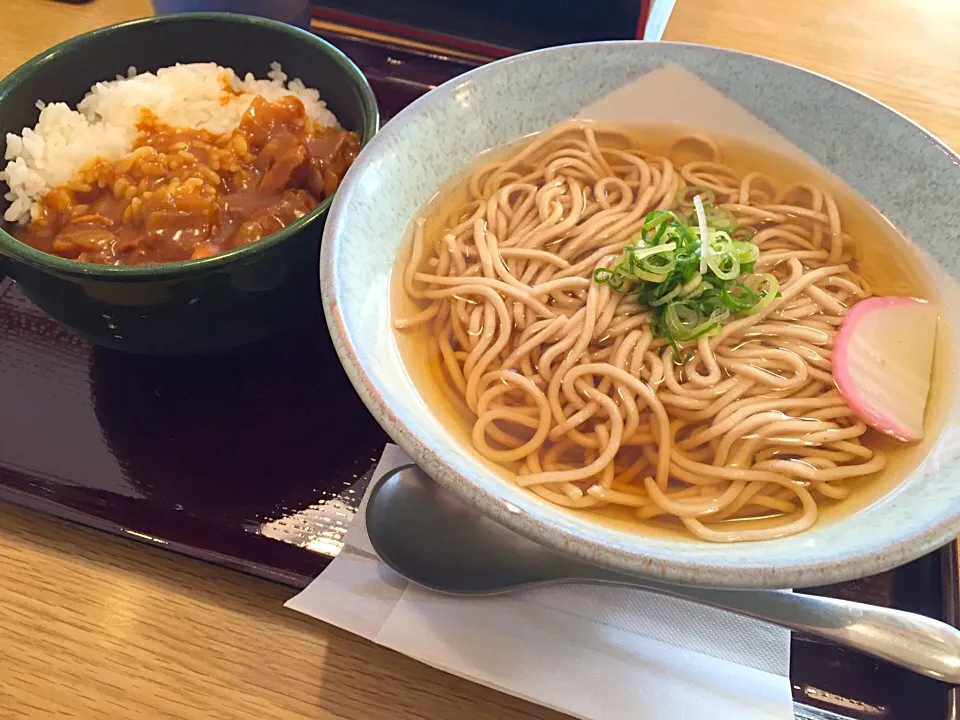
392;124;954;541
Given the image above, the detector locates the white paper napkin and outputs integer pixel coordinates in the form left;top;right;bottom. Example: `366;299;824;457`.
286;445;793;720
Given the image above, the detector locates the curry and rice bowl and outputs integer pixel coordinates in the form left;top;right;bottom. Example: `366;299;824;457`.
1;62;359;265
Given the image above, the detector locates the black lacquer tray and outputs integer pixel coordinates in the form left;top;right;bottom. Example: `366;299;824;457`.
0;27;955;720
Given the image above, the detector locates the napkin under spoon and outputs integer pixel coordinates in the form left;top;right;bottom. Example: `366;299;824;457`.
365;464;960;684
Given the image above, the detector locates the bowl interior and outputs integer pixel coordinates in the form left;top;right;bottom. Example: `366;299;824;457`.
0;13;378;276
322;41;960;588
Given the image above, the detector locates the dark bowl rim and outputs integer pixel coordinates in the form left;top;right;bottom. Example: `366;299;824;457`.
0;12;380;281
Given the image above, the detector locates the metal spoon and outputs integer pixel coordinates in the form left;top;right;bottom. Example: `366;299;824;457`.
365;464;960;684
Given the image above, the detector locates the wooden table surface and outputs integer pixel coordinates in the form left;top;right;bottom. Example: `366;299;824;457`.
2;0;959;718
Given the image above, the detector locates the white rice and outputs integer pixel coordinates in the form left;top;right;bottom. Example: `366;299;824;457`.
1;62;338;224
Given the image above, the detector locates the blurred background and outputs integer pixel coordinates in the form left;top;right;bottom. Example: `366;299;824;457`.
147;0;672;55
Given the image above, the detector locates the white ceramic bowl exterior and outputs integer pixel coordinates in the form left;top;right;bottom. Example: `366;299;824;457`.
321;41;960;588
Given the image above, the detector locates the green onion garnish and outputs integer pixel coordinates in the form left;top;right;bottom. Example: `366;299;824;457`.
677;185;716;208
593;187;778;347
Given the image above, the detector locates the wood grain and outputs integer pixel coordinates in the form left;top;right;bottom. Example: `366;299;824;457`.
0;502;559;719
1;0;959;717
662;0;960;152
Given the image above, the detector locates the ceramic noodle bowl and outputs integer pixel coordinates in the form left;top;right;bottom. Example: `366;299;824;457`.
321;42;960;589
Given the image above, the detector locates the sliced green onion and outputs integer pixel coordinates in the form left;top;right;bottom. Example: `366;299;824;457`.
706;244;740;280
694;194;710;276
664;301;701;340
638;253;677;277
639;256;677;276
649;282;683;307
733;240;759;264
719;281;760;312
677;185;716;208
678;272;704;298
664;301;728;342
683;282;710;301
648;222;668;245
676;221;698;243
593;267;627;291
743;273;780;315
632;269;670;283
630;242;677;261
593;267;615;283
659;307;682;357
626;242;676;280
642;210;680;231
594;204;781;344
704;206;737;232
706;306;731;326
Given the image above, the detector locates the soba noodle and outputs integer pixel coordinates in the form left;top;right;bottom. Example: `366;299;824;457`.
394;121;898;543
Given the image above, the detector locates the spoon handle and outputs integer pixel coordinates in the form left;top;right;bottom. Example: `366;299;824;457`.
636;580;960;683
368;465;960;683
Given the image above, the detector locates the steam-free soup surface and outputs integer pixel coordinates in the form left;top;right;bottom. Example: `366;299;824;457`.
393;123;950;543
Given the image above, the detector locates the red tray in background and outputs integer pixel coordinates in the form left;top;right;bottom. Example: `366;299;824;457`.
0;27;955;720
